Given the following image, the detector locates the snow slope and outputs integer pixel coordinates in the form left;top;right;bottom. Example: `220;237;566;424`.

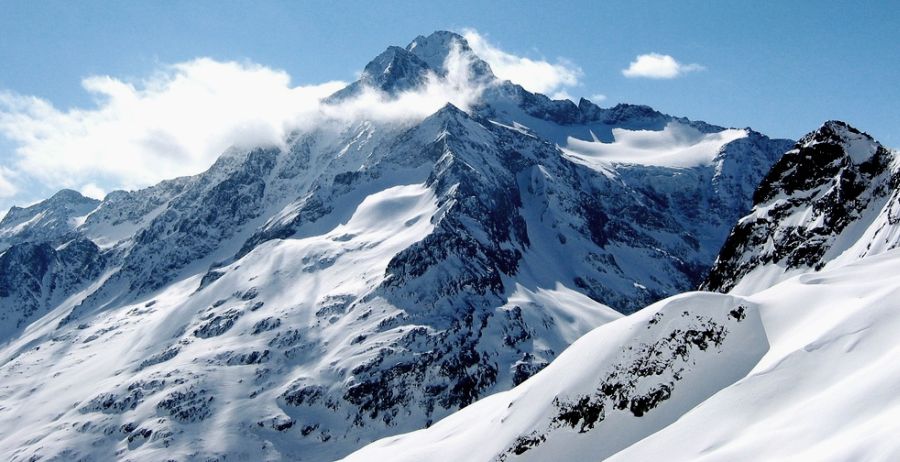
345;247;900;462
563;121;749;168
611;251;900;461
0;183;444;460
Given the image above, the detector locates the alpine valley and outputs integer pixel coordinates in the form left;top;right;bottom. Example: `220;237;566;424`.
1;31;897;462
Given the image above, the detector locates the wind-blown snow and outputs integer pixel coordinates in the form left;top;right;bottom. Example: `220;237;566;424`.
563;122;748;168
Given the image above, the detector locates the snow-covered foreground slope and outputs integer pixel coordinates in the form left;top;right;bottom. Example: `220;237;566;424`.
611;251;900;461
345;247;900;461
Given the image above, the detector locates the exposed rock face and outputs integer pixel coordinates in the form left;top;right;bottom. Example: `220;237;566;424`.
498;306;748;460
407;30;493;79
0;237;105;339
703;121;899;293
0;189;99;251
329;46;433;100
343;292;770;462
119;148;279;294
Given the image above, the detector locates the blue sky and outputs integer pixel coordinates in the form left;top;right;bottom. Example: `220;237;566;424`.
0;0;897;210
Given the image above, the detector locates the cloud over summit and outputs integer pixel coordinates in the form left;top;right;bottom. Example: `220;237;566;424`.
0;29;590;211
463;29;582;99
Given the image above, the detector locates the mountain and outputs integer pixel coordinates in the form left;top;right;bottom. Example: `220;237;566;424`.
345;247;900;462
702;120;899;294
329;30;493;101
0;189;100;252
345;122;900;461
0;31;791;461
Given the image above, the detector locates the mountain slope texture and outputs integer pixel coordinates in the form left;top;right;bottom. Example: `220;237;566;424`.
345;121;900;461
1;31;891;462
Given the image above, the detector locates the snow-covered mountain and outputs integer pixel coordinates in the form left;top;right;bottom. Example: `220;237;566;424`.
345;247;900;462
0;189;100;252
0;31;792;461
702;120;899;294
345;122;900;461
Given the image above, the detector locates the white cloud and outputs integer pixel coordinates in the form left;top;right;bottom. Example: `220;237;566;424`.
79;183;106;200
0;31;591;212
549;90;575;102
0;59;346;195
462;29;582;97
589;93;608;102
0;167;17;198
319;41;487;122
0;47;494;209
622;53;705;79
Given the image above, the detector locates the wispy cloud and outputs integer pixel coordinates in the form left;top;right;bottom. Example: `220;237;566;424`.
79;183;106;200
0;30;591;211
622;53;705;79
0;44;492;209
462;29;582;98
0;167;17;199
0;59;345;200
319;40;487;122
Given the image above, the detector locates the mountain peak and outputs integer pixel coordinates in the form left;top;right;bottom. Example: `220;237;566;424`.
407;30;467;47
0;188;100;251
703;120;896;293
329;31;494;101
406;30;494;79
820;119;864;134
3;189;97;221
805;120;868;143
48;188;91;203
415;102;482;139
800;120;881;165
433;101;468;117
406;31;468;69
360;46;431;92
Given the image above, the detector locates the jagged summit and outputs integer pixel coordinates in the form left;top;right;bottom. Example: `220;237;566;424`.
406;31;467;68
0;187;100;252
425;101;471;122
753;119;889;204
804;119;871;142
328;29;744;146
359;46;430;93
330;30;494;100
2;188;92;217
798;119;882;164
406;30;493;79
703;119;897;293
